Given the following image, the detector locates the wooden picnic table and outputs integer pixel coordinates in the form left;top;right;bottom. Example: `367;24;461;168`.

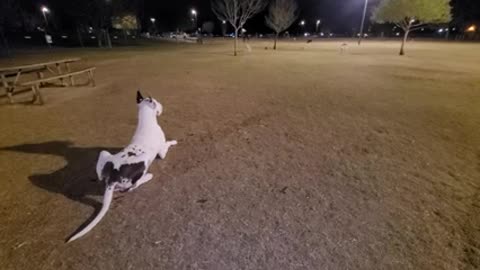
0;58;80;74
0;58;95;104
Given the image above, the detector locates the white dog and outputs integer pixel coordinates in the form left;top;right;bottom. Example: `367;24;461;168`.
67;90;177;242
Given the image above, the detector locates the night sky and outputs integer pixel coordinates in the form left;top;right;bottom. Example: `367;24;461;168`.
15;0;480;34
146;0;378;33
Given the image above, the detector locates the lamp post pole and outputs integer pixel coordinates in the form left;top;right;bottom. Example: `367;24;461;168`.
358;0;369;45
41;6;51;47
299;20;305;36
41;6;50;30
191;9;197;32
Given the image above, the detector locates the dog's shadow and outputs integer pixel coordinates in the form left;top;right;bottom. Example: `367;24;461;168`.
1;141;121;239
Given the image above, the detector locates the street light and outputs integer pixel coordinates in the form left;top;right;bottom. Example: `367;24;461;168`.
40;6;51;47
297;20;305;35
316;19;321;33
149;18;156;35
358;0;369;45
41;6;50;27
191;9;198;30
299;20;305;37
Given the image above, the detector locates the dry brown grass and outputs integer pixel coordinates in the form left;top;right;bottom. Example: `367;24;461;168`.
0;39;479;269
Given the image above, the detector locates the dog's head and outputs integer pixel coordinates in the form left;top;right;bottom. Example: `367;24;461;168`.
137;90;163;116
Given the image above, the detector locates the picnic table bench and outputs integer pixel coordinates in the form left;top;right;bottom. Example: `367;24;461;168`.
0;58;96;104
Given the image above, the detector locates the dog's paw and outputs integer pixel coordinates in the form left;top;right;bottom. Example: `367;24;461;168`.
170;140;178;145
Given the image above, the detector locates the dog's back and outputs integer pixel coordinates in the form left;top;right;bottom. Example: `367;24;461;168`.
101;159;146;190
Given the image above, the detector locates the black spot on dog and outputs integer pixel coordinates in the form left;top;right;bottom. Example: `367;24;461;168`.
102;161;145;185
127;152;136;157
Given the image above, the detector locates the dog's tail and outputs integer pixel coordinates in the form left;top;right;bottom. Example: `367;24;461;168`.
67;183;116;243
96;150;112;181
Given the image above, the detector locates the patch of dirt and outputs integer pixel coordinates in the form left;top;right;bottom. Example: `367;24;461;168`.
0;40;479;270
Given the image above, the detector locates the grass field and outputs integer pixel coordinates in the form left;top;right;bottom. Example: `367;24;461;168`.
0;39;479;270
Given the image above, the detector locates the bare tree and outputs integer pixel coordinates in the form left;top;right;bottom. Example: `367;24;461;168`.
212;0;267;56
265;0;298;50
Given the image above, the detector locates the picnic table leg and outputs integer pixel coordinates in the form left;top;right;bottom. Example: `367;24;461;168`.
37;71;45;87
56;63;65;86
31;85;44;105
1;74;14;104
66;63;74;86
88;70;95;87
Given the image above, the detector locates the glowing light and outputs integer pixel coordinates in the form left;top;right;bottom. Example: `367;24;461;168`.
316;20;321;25
438;28;443;33
300;20;305;26
222;20;226;24
396;32;400;36
467;25;476;32
41;6;49;13
191;9;197;15
150;18;156;23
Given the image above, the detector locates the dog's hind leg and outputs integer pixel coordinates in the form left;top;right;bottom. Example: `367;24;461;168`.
128;173;153;192
96;150;112;181
158;140;177;159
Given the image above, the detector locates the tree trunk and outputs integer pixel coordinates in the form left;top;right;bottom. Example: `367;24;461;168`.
273;33;278;50
399;29;409;56
234;29;238;56
76;25;84;47
96;30;103;48
105;28;112;48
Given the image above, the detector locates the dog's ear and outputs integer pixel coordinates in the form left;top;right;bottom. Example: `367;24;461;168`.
136;90;144;104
